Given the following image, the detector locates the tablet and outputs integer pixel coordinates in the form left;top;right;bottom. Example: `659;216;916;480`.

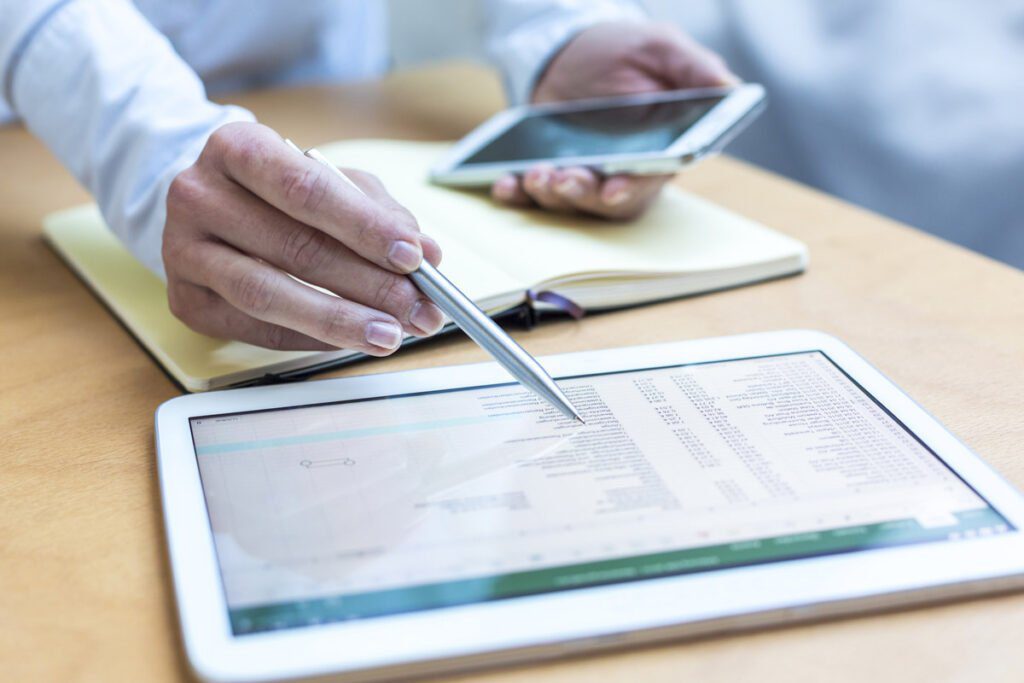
429;85;765;186
156;330;1024;683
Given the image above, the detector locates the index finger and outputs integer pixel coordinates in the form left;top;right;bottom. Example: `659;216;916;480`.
340;168;443;267
206;123;426;273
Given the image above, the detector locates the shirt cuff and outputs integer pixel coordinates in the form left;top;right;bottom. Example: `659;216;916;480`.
9;0;254;279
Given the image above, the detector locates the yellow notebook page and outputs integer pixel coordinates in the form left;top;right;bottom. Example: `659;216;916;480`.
318;140;806;288
43;205;505;391
43;206;325;390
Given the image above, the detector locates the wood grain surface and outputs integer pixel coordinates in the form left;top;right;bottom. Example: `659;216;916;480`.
1;63;1022;683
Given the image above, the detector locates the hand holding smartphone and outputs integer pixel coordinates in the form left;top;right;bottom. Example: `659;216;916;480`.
430;85;766;187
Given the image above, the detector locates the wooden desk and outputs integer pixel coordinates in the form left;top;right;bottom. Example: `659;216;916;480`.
2;63;1022;682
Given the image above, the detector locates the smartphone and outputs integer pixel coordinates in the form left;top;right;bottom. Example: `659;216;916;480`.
429;84;765;187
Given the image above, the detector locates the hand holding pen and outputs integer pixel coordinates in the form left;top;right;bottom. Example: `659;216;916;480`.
160;121;583;420
162;122;447;355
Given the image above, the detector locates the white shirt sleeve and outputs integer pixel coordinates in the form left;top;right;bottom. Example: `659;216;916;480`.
2;0;254;278
482;0;646;105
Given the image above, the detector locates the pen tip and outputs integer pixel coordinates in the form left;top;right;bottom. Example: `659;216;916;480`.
575;415;586;425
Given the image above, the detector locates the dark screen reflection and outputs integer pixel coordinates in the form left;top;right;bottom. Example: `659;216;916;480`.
462;96;724;165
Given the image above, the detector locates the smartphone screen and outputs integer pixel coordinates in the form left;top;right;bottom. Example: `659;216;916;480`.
460;95;725;166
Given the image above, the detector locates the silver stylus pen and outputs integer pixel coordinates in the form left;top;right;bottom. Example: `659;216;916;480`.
284;140;585;423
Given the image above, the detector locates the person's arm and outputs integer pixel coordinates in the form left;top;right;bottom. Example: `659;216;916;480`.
3;0;446;354
482;1;736;220
2;0;252;277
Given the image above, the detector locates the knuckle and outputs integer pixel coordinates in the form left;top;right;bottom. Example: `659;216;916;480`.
261;324;291;351
223;131;268;174
234;269;278;315
161;233;184;270
362;210;417;256
166;283;194;323
318;303;358;345
282;166;329;213
161;228;205;274
203;122;247;162
372;274;412;313
166;288;186;322
354;208;385;250
162;235;206;282
166;170;204;213
282;226;332;273
203;128;229;160
231;138;263;171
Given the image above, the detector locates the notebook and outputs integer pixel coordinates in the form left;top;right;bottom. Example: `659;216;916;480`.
43;139;808;392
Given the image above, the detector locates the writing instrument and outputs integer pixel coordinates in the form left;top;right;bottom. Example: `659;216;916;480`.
284;139;585;423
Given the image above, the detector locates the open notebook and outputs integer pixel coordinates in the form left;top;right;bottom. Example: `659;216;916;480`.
43;139;807;391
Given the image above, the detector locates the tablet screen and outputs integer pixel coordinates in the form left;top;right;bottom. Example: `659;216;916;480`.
459;95;725;166
190;351;1009;635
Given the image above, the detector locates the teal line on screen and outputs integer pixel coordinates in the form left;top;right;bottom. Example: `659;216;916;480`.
194;414;512;455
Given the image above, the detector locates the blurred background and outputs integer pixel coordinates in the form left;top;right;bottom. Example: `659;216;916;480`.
2;1;1017;270
391;0;1024;270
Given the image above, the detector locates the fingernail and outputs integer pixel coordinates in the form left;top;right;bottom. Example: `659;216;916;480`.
605;188;631;206
388;240;422;272
555;177;584;198
365;321;403;350
409;300;445;335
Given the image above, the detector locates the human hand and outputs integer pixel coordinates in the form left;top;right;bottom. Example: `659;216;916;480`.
163;122;445;354
492;22;738;220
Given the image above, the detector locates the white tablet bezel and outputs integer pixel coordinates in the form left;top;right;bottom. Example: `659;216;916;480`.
156;330;1024;683
428;85;766;186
